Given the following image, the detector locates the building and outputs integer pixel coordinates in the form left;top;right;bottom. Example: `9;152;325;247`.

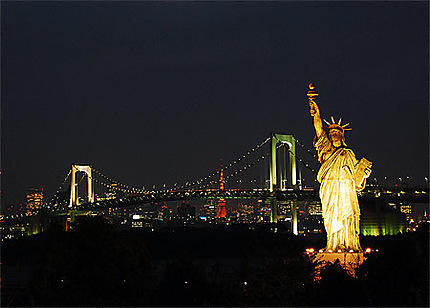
177;203;196;219
26;187;44;214
158;204;173;220
399;204;412;217
298;201;324;235
399;204;415;231
199;200;218;220
360;198;407;236
256;201;271;222
237;202;255;223
307;201;322;216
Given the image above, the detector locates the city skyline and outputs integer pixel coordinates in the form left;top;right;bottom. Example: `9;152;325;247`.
2;1;429;207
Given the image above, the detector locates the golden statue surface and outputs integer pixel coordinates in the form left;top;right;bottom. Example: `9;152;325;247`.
308;84;372;252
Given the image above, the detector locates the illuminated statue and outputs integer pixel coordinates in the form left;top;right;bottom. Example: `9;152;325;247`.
308;84;372;252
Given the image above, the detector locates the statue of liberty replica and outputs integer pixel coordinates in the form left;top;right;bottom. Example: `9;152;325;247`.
308;84;372;252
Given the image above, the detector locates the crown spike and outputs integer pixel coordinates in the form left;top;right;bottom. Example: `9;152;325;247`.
341;123;350;128
323;119;331;125
338;118;342;125
331;116;335;124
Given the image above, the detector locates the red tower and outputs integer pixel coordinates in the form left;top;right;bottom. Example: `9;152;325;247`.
216;163;227;218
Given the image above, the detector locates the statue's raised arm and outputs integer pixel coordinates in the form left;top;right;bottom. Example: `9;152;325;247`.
307;84;324;138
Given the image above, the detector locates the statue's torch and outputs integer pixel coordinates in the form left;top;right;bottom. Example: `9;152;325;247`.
307;83;319;101
307;83;320;117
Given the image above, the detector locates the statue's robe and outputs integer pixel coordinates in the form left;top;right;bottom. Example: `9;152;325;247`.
314;133;366;252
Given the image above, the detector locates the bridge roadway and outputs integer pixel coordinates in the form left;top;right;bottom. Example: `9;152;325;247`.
76;188;319;211
75;186;429;211
1;187;427;226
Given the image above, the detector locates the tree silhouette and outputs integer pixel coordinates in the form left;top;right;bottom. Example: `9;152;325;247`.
30;216;155;306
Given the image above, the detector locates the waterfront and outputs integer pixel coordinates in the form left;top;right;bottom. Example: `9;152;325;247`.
1;218;428;307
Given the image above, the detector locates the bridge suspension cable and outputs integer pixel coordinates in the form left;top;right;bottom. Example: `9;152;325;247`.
193;142;284;190
223;150;270;185
91;167;145;194
47;169;72;209
55;136;317;202
169;137;271;191
91;176;138;194
282;143;318;176
292;136;318;160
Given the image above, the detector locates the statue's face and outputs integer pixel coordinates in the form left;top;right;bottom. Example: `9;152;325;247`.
329;129;343;147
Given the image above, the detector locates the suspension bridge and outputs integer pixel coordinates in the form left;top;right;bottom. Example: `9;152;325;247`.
2;134;321;232
2;133;428;234
57;133;320;233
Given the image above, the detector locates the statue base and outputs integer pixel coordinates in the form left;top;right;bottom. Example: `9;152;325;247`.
312;252;366;278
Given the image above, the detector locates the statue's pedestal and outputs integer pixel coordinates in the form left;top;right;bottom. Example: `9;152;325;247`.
313;252;365;277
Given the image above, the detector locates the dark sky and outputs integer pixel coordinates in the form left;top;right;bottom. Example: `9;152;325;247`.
2;1;429;207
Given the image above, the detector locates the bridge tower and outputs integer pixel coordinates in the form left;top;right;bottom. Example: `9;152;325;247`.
216;163;227;218
69;164;94;208
269;133;300;234
269;133;302;191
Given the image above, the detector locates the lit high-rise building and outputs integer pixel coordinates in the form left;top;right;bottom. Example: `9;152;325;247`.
399;204;412;217
200;200;218;219
399;204;414;231
26;187;44;214
238;203;255;222
307;201;322;216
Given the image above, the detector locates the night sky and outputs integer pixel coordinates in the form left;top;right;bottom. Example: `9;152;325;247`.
2;1;429;208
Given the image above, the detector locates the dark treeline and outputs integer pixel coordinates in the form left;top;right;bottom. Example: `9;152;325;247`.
1;217;428;307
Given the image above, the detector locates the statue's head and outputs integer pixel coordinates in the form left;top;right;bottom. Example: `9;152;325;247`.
324;117;351;147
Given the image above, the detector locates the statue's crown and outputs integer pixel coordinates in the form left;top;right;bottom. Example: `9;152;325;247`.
323;117;352;132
